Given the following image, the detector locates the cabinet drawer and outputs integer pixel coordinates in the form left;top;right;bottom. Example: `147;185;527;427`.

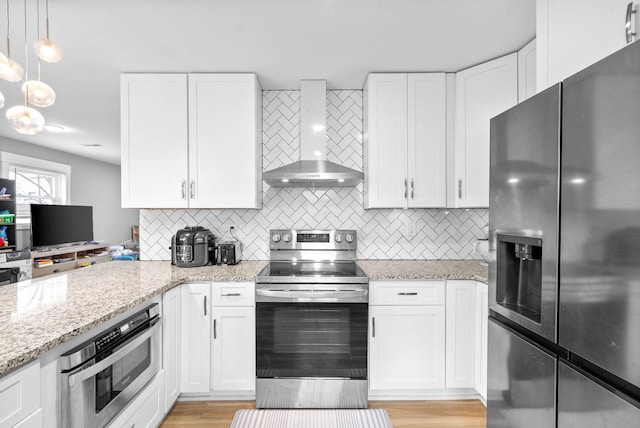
211;282;255;307
0;360;40;427
370;280;445;305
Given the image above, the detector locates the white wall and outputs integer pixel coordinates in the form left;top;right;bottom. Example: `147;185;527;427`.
0;137;139;249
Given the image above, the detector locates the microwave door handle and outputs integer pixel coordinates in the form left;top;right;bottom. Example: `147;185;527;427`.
67;321;160;386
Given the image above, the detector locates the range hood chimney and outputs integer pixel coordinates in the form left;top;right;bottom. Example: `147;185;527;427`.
263;80;364;187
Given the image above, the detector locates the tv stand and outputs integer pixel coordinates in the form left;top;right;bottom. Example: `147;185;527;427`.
31;243;110;279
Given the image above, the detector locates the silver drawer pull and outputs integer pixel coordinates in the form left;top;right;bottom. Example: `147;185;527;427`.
398;292;418;296
626;2;637;43
222;293;242;297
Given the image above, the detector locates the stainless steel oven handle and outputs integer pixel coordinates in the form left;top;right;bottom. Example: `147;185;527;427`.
256;289;368;299
67;321;160;386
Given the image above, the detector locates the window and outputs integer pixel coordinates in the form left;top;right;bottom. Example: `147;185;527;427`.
0;152;71;223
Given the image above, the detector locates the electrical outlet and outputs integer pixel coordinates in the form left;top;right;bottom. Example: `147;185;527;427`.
407;221;417;238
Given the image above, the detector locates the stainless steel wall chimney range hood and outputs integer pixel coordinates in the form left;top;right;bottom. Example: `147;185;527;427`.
263;80;364;187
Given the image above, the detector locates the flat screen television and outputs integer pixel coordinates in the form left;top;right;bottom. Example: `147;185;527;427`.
30;204;94;248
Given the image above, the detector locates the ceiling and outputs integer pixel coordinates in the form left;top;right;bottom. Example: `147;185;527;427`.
0;0;536;165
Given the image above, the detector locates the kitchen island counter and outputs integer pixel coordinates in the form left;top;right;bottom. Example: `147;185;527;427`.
358;259;488;283
0;260;267;375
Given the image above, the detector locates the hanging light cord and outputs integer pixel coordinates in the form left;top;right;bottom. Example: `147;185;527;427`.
23;0;28;105
5;0;11;59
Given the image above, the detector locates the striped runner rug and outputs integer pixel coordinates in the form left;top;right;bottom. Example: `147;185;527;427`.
230;409;393;428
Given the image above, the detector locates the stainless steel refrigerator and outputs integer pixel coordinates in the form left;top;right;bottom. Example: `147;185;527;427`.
487;41;640;427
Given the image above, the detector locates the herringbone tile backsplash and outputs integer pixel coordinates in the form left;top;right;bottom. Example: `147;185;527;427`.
140;90;488;260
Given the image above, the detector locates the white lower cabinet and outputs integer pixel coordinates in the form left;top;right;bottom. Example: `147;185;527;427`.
180;283;212;393
211;306;256;392
0;360;40;428
162;286;181;411
370;305;446;390
445;280;477;389
474;281;489;402
12;409;42;428
107;371;165;428
369;281;446;392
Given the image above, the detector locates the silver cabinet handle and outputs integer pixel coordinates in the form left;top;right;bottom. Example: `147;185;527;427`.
410;178;414;199
626;2;637;43
404;178;408;198
222;293;242;297
398;292;418;296
204;296;207;316
213;319;217;339
458;179;462;199
190;180;196;199
181;181;187;199
372;317;376;338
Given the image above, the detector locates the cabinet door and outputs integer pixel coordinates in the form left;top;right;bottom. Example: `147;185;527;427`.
107;371;164;428
446;280;476;388
474;281;488;401
121;73;189;208
162;286;181;411
407;73;447;208
537;0;639;89
188;74;262;209
453;53;518;207
12;409;42;428
364;73;409;208
180;283;211;393
0;360;40;427
211;306;256;392
518;39;537;102
369;305;445;390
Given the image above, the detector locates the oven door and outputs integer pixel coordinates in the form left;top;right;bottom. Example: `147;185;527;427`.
62;320;161;428
256;301;368;379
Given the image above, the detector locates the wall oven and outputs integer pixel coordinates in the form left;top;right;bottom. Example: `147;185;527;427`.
59;304;161;428
255;230;369;409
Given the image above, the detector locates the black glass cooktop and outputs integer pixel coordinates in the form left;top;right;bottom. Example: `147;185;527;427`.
257;261;367;283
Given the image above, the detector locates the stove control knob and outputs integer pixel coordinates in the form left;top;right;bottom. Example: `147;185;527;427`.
345;234;354;243
283;233;291;242
272;234;281;242
335;233;343;243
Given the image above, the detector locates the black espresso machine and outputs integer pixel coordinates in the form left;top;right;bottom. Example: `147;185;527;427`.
171;226;216;267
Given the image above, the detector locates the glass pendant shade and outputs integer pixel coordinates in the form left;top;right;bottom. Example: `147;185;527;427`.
0;91;4;109
0;52;24;82
35;38;62;63
6;105;45;135
22;80;56;107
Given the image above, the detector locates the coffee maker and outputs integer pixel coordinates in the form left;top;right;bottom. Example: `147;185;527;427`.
171;226;216;267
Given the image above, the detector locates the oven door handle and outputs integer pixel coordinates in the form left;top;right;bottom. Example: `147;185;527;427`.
67;321;160;386
256;288;368;300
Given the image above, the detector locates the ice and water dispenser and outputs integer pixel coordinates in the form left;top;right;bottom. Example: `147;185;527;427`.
496;234;543;324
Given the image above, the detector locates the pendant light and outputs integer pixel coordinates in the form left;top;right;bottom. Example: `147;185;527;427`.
6;0;44;134
0;91;4;109
34;0;60;63
22;4;55;109
0;0;24;82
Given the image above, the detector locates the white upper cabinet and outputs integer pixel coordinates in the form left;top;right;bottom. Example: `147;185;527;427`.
537;0;640;89
452;53;518;208
121;73;262;209
364;73;447;209
188;74;262;209
121;74;189;208
518;39;537;102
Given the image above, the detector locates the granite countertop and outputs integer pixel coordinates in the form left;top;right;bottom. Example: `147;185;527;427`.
0;260;267;376
0;258;486;376
357;259;488;283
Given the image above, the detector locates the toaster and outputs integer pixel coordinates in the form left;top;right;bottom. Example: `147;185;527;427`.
218;241;242;265
171;226;216;267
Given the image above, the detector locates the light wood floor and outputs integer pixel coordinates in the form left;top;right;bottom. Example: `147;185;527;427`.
160;400;487;428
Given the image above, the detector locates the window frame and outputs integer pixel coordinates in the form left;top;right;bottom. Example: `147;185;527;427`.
0;152;72;229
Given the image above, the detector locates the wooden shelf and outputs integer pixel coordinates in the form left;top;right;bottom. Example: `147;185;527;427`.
31;243;110;279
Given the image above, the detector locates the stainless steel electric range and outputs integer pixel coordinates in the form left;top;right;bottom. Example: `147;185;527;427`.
255;229;369;409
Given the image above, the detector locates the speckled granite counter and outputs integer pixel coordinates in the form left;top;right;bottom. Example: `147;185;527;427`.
0;258;486;376
0;260;267;376
357;260;488;283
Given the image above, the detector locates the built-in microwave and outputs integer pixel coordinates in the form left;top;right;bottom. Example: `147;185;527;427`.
59;304;161;428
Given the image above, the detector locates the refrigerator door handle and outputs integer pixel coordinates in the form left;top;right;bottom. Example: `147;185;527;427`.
626;2;637;43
